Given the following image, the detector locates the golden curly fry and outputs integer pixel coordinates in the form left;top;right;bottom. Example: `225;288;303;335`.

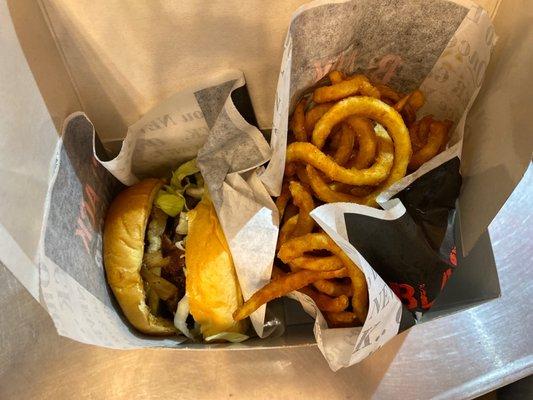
289;180;315;237
277;232;368;322
289;255;345;271
333;124;356;166
306;165;363;203
324;311;360;328
291;98;308;142
373;85;424;126
275;181;290;220
305;103;334;134
233;267;348;321
309;124;392;207
286;135;393;186
313;75;380;103
272;266;349;311
278;233;336;261
408;89;425;111
284;162;298;178
277;214;298;249
408;121;423;151
400;90;426;126
311;96;411;197
299;286;349;312
312;279;354;297
295;165;311;187
394;93;411;112
348;185;375;197
353;124;412;206
270;265;286;280
328;70;345;84
374;83;401;102
409;120;451;170
328;126;342;151
403;104;417;126
274;77;446;328
393;93;418;125
417;114;433;143
345;116;378;169
328;182;375;198
283;202;299;223
312;96;409;150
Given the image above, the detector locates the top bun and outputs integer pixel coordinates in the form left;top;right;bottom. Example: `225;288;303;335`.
103;178;176;335
185;195;247;338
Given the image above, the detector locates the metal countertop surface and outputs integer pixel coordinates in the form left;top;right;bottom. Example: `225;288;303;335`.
1;165;531;400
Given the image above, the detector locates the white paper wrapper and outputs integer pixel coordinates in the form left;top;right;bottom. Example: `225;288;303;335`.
38;113;185;348
261;0;495;370
0;0;58;301
33;69;280;347
287;202;404;370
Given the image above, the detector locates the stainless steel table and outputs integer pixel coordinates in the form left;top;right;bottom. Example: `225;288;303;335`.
1;166;531;400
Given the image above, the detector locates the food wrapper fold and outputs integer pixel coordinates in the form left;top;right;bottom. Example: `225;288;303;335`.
263;0;495;370
28;70;279;347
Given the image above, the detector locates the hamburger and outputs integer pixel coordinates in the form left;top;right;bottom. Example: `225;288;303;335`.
103;159;247;341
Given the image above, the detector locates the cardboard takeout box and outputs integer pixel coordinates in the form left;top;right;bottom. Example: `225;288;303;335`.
1;0;531;353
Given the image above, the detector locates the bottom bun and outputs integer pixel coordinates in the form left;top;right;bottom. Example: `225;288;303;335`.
103;179;176;335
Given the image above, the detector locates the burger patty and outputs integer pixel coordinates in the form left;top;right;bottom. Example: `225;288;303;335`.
161;234;186;307
161;251;186;298
144;205;189;315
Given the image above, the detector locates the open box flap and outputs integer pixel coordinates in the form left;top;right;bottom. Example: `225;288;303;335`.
6;0;80;130
20;0;312;139
458;0;533;253
0;0;62;300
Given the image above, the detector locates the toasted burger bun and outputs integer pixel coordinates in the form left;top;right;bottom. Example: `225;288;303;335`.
186;195;247;337
103;178;176;335
103;178;247;338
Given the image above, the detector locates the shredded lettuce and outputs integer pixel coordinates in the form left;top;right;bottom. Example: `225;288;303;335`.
204;332;249;343
174;294;194;338
146;208;167;252
175;240;185;252
176;212;188;235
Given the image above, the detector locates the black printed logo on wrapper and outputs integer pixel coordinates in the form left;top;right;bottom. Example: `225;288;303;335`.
344;157;461;319
44;115;123;305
